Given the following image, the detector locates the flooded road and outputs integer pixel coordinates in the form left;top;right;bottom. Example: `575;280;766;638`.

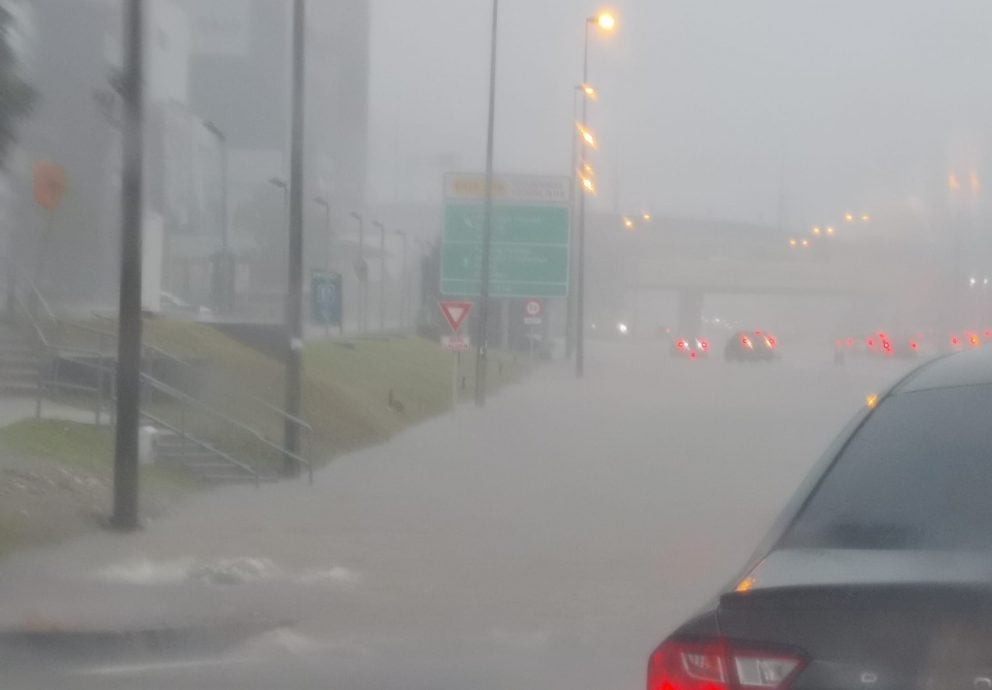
0;340;914;689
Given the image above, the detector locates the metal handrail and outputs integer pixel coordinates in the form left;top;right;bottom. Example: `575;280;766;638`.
141;372;313;484
92;313;314;434
11;273;313;483
139;408;260;488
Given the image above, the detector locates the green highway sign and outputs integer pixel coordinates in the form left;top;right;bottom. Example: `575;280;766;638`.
441;174;571;298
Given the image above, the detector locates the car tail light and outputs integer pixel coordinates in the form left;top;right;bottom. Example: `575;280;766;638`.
766;336;776;349
881;339;892;353
951;334;960;347
985;330;992;340
690;351;698;360
866;337;875;349
970;333;981;348
648;638;805;690
846;337;854;348
677;339;688;351
740;335;752;348
698;338;710;352
910;341;919;351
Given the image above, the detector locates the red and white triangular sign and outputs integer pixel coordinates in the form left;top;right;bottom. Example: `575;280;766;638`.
439;300;473;334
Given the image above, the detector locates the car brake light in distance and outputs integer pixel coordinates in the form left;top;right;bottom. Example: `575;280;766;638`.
647;638;805;690
698;338;710;351
690;351;698;359
882;339;892;353
866;337;875;349
766;335;776;348
951;334;960;347
846;337;854;348
910;341;919;351
985;330;992;340
677;339;688;351
970;333;981;348
741;335;752;348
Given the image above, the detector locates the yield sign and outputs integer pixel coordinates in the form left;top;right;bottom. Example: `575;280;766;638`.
439;300;473;334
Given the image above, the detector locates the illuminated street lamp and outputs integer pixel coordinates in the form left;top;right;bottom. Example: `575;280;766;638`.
800;238;810;248
576;122;597;148
826;225;835;235
623;216;635;230
579;83;598;100
575;7;618;379
860;214;871;223
642;212;652;222
811;226;822;236
844;213;854;223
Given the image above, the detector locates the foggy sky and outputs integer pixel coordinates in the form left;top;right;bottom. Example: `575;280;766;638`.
367;0;992;230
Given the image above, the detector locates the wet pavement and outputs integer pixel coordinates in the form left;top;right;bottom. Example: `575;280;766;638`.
0;340;916;689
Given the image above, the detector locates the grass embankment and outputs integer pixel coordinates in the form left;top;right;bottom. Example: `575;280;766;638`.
62;319;527;469
0;324;527;557
0;420;194;558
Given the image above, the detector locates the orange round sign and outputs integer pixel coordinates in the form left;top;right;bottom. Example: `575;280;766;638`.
33;161;67;211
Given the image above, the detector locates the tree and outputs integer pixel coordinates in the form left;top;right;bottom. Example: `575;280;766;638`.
0;5;34;168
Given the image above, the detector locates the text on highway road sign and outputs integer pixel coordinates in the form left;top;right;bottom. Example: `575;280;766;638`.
441;173;570;298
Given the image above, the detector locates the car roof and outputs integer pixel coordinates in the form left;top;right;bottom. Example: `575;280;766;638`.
894;348;992;394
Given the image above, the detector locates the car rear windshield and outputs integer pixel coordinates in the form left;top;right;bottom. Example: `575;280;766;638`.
781;384;992;550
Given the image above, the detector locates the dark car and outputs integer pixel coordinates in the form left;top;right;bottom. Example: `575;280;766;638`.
725;330;777;362
647;348;992;690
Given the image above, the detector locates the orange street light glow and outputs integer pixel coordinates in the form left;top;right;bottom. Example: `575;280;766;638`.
595;11;617;31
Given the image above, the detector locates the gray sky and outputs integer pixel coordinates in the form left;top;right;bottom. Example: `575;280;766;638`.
367;0;992;230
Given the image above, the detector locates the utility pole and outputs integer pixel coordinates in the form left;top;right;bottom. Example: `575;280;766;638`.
475;0;499;407
373;220;386;332
111;0;145;531
283;0;305;477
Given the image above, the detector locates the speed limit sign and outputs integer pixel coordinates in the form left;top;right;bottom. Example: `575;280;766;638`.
523;299;543;325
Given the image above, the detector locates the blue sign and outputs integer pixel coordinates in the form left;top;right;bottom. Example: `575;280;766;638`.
311;270;342;326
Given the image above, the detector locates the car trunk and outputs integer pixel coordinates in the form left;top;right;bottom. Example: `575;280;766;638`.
718;549;992;690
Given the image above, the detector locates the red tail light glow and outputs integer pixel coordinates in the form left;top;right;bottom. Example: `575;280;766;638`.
677;339;688;351
910;341;919;351
985;330;992;339
741;336;753;348
882;339;892;353
951;335;961;347
970;333;981;347
765;336;777;349
648;638;805;690
866;338;875;349
846;338;854;348
698;338;710;352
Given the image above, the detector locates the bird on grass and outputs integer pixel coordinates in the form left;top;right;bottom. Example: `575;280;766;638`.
387;389;405;414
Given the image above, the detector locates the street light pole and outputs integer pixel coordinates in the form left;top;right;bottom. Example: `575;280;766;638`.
283;0;306;477
575;10;616;378
373;220;386;332
395;229;409;328
314;196;331;271
349;211;367;333
575;20;591;379
475;0;500;407
205;120;230;313
112;0;145;531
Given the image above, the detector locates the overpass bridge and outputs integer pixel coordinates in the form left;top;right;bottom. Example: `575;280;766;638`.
582;213;947;335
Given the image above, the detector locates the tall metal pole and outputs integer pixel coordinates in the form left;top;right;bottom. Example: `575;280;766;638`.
112;0;145;531
475;0;499;407
283;0;306;477
576;20;590;379
397;231;409;327
374;220;386;331
565;86;580;359
206;121;229;312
